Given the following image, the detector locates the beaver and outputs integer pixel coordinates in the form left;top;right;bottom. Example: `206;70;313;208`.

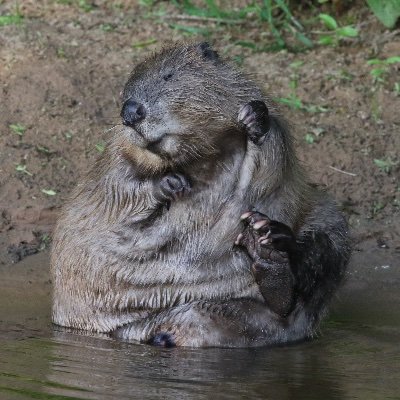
51;42;350;347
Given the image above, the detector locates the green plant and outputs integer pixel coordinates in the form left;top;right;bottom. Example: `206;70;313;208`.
64;131;73;142
95;142;105;153
9;123;26;136
367;56;400;83
0;4;23;27
366;0;400;28
276;62;328;113
56;47;66;58
41;189;57;196
394;82;400;96
0;13;23;26
171;0;247;20
100;23;115;32
369;93;381;122
371;201;385;216
374;158;398;174
305;133;315;144
15;164;33;176
169;0;312;51
78;0;94;12
39;234;51;251
317;13;358;46
277;92;328;113
139;0;157;6
258;0;313;51
304;127;325;144
36;145;52;155
132;38;158;48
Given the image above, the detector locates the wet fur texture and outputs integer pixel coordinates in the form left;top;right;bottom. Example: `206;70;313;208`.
51;43;350;347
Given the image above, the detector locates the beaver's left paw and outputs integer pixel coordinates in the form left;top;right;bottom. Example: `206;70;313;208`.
238;100;270;146
156;172;191;207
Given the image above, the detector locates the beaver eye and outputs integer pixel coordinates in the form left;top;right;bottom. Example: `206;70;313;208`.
163;72;174;81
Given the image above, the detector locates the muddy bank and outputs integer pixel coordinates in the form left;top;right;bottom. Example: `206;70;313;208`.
0;1;399;266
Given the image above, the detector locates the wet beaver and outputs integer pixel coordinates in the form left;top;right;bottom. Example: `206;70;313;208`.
51;42;350;347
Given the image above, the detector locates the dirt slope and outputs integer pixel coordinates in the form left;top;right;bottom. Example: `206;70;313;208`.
0;1;398;266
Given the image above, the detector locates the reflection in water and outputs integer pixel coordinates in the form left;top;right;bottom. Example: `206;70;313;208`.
0;252;399;399
1;324;399;400
49;330;345;400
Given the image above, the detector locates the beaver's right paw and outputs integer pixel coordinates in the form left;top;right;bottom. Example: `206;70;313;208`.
157;173;191;206
238;100;270;146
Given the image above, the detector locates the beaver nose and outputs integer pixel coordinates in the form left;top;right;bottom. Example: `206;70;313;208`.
121;99;146;126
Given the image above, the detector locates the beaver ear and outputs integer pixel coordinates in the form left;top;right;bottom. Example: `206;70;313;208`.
196;42;220;62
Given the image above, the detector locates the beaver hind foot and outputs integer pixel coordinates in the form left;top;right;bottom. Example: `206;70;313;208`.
236;210;297;317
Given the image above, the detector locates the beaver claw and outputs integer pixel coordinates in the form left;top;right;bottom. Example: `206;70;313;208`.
236;210;296;260
158;173;191;206
238;100;270;146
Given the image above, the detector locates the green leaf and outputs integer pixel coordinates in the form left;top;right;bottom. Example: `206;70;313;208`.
132;38;157;48
336;26;359;38
41;189;57;196
0;14;23;26
235;40;257;49
289;60;304;69
304;104;329;113
9;123;26;135
100;23;114;32
318;35;334;45
374;158;397;173
367;59;382;65
294;31;314;48
385;56;400;64
305;133;315;144
319;13;338;30
370;68;385;78
366;0;400;28
36;145;51;154
177;0;211;17
78;0;94;12
95;142;105;153
277;96;303;110
15;164;33;176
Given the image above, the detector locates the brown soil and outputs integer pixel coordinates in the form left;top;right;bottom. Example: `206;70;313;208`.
0;1;399;267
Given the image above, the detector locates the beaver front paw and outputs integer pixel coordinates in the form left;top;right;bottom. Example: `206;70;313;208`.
157;173;191;207
238;100;270;146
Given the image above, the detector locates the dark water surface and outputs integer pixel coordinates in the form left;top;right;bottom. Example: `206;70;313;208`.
1;252;399;400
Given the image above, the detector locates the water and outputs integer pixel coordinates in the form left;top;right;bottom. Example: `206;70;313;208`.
1;251;399;400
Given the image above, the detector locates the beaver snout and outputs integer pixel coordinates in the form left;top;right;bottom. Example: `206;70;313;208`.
121;98;146;127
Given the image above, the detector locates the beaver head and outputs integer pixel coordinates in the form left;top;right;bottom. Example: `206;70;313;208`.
118;42;263;174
